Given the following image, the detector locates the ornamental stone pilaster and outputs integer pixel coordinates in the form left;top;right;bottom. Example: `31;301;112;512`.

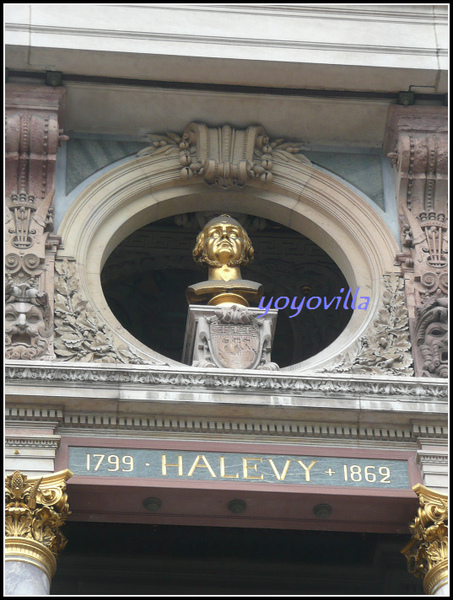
384;106;448;379
5;84;68;361
402;485;448;595
5;469;72;595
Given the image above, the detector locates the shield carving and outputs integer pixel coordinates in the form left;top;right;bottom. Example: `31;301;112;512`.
210;322;260;369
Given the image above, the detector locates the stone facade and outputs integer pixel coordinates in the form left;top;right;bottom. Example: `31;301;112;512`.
5;4;448;596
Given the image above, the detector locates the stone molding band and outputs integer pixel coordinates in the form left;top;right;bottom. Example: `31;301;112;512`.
5;537;57;580
4;361;448;397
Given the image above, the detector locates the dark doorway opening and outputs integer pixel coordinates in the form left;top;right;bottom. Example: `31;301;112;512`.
51;521;422;595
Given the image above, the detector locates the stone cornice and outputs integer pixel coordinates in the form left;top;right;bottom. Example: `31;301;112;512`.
5;360;447;399
6;22;446;58
5;362;447;446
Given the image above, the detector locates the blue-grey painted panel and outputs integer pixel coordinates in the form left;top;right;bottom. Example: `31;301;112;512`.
69;447;410;489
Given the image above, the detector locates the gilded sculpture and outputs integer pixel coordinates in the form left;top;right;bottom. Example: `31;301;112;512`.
184;215;278;370
186;214;263;307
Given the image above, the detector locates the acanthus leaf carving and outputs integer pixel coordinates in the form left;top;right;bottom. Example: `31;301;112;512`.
5;469;72;559
320;273;413;376
54;258;154;365
5;85;67;361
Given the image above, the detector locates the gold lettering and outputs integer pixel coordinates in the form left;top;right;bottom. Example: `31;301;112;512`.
267;458;292;481
187;455;217;478
296;460;317;481
242;457;264;480
161;454;183;476
219;456;239;478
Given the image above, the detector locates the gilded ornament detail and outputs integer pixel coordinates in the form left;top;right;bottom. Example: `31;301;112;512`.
5;469;73;578
402;484;448;595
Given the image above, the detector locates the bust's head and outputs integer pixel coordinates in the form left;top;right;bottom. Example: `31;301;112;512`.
193;215;254;268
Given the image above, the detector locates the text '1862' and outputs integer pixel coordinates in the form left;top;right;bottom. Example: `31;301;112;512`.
68;448;411;489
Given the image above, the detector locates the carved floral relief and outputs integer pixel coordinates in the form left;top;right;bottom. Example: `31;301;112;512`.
5;85;68;361
321;272;413;376
54;258;150;364
386;107;448;378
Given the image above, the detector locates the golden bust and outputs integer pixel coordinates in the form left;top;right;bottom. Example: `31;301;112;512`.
186;215;263;306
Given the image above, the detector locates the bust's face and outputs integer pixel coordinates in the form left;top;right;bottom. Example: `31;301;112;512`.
203;220;245;265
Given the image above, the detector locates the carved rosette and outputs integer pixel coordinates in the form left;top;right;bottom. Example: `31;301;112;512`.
402;484;448;595
5;469;73;580
385;106;448;378
138;122;311;188
5;84;68;361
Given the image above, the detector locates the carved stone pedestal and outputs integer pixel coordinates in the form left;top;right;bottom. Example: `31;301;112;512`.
182;304;279;370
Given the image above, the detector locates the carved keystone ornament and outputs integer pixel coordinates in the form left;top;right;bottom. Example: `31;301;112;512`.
138;121;311;188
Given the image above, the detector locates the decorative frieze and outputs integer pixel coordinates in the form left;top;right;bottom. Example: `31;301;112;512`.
5;84;68;361
4;404;442;445
384;106;448;379
4;361;447;398
61;414;417;443
402;484;448;595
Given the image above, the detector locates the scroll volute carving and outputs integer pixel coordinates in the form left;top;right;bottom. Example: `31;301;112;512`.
5;84;68;361
385;106;448;378
138;121;312;188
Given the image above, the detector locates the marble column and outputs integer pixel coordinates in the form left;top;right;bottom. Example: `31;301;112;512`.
402;484;448;595
5;469;72;596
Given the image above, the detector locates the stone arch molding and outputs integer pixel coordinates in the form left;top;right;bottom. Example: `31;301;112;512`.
56;122;412;375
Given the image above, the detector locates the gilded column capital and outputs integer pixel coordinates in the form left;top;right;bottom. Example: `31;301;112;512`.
5;469;73;581
402;484;448;595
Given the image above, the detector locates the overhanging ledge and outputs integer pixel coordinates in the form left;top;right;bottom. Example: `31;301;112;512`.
5;360;448;426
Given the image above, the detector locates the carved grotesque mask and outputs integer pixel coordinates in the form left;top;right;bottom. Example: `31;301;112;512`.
5;289;51;360
416;297;448;378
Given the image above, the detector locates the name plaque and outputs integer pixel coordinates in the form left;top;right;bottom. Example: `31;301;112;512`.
68;447;411;489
